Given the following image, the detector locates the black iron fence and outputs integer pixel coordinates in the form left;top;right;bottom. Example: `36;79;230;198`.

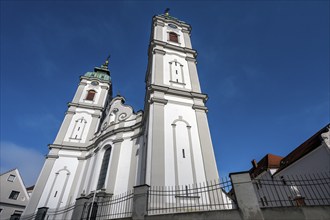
45;203;76;220
253;172;330;207
147;178;236;215
80;190;134;220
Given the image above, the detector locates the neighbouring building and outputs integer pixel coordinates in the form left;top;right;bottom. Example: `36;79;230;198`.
249;124;330;207
23;11;224;218
0;169;30;220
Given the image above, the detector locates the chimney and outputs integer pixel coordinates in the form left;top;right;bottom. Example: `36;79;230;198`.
252;159;258;168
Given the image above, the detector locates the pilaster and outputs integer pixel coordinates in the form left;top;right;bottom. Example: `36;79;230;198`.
105;137;124;193
23;157;56;216
150;100;166;187
53;111;75;145
153;49;166;85
194;108;219;181
186;56;201;93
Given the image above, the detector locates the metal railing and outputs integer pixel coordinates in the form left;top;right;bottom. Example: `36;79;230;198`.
147;178;236;215
80;189;134;220
253;172;330;207
45;203;76;220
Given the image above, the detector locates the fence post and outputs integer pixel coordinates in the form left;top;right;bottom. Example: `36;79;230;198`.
71;195;89;220
132;184;149;220
230;172;263;220
35;207;48;220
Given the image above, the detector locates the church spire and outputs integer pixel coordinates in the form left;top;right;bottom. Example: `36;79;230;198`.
101;54;111;69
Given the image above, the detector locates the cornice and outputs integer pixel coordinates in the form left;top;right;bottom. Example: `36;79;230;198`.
113;138;124;144
46;155;59;159
80;76;111;85
185;56;197;63
148;84;208;102
130;132;143;140
150;40;197;57
153;49;166;55
49;122;143;153
149;97;168;105
192;104;208;112
154;21;165;27
90;122;143;150
153;15;191;31
68;102;104;111
49;144;88;151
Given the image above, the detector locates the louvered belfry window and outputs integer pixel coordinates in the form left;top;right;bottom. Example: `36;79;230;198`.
169;32;178;43
86;90;96;101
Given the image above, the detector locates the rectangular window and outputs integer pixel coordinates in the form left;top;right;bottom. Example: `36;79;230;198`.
9;191;20;200
169;32;178;43
7;174;16;182
182;149;185;158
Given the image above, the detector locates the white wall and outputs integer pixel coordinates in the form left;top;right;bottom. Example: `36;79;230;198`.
164;96;207;186
278;144;330;176
37;152;80;209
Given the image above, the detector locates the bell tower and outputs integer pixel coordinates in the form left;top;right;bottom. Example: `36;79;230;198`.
144;12;219;187
24;60;112;214
52;59;112;147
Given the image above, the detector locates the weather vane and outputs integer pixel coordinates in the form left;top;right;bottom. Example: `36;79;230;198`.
164;8;170;16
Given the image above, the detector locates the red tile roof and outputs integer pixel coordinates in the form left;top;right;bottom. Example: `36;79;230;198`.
250;154;283;179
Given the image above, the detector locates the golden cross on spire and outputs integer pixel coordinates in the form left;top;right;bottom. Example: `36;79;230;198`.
103;54;110;68
164;8;170;16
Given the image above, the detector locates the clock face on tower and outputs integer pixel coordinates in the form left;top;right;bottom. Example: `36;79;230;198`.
91;81;99;86
168;23;177;29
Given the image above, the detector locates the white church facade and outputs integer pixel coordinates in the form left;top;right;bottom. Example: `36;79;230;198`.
23;12;221;216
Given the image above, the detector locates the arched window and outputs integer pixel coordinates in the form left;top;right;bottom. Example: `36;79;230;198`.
97;146;112;190
86;90;96;101
169;32;178;43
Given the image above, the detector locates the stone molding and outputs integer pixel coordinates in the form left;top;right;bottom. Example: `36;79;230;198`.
147;84;208;102
112;138;124;144
153;49;166;55
149;97;168;105
192;104;208;112
150;40;197;57
185;56;197;63
154;21;165;27
153;15;191;31
80;76;110;84
46;155;59;159
68;102;104;111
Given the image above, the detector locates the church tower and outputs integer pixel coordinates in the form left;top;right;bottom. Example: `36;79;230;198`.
23;11;222;218
143;13;219;187
24;61;113;214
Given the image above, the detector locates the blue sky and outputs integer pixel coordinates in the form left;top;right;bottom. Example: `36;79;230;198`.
1;1;329;186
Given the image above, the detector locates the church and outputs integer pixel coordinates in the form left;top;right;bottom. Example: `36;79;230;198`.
23;11;221;217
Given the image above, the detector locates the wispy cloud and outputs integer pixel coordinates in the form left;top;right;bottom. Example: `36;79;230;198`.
0;141;45;187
